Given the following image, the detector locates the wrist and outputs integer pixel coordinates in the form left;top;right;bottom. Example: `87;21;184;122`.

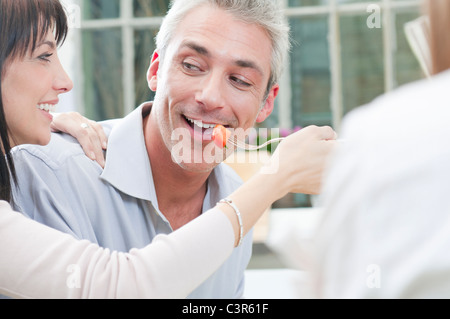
219;199;244;247
253;168;289;202
218;202;241;247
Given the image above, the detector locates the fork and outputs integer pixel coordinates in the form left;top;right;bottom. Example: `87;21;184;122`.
227;136;285;151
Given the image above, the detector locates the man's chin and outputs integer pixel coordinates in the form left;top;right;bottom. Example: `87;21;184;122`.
172;159;220;174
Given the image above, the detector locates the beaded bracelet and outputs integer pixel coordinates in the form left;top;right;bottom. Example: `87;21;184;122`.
219;198;244;247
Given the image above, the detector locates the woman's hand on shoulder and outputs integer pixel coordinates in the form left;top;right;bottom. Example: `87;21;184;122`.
51;112;108;168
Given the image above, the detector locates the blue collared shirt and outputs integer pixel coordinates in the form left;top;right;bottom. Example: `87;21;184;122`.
11;102;253;299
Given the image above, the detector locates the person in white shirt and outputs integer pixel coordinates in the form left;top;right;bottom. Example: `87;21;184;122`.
0;0;337;298
311;0;450;298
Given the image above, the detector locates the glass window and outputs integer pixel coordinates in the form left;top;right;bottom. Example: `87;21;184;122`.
288;0;327;6
80;0;170;121
82;0;120;20
340;13;385;113
289;15;332;127
133;0;170;17
82;29;123;120
134;28;159;107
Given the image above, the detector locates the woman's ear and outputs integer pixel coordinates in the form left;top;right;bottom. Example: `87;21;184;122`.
256;84;279;123
147;50;160;92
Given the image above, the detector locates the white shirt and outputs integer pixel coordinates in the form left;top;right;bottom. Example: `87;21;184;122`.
311;70;450;298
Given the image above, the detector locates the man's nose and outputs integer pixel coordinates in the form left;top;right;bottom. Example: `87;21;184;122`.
195;71;226;110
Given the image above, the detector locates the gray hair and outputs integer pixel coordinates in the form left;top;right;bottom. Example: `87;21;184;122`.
155;0;291;94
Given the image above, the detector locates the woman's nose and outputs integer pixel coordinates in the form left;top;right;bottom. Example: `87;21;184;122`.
53;56;74;94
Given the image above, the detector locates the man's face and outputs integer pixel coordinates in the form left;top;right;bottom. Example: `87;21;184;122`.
148;4;278;172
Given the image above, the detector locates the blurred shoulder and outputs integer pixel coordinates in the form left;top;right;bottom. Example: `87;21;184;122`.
341;70;450;142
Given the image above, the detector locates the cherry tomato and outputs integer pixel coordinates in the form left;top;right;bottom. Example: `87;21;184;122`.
213;125;230;149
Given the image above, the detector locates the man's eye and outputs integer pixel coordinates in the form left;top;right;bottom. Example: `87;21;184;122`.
183;62;201;72
230;76;251;87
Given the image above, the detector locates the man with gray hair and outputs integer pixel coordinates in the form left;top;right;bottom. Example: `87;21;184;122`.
11;0;336;298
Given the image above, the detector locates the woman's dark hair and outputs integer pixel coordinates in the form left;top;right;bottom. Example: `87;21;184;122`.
0;0;68;201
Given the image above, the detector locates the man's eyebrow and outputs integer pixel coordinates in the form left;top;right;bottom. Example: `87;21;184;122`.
234;59;264;76
182;41;210;57
36;40;56;50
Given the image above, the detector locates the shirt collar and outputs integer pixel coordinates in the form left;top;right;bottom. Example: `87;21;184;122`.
100;102;158;204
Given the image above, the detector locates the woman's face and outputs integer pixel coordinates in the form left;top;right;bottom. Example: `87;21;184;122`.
2;31;73;147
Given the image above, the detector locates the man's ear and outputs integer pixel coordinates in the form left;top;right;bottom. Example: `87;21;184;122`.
256;84;279;123
147;50;160;92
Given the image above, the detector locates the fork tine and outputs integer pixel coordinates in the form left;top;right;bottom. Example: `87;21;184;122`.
227;137;246;149
227;136;285;151
227;138;261;151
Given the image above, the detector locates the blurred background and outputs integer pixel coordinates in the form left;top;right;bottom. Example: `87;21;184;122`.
58;0;425;295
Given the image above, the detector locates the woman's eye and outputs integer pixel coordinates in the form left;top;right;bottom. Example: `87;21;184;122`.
38;53;53;62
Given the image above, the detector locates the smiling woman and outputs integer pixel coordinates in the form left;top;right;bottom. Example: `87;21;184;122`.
0;0;71;201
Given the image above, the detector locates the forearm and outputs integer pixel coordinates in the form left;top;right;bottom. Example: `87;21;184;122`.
218;170;286;247
216;126;336;247
0;202;234;299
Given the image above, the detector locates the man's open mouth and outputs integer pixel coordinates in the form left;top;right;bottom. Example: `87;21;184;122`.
184;116;217;130
183;115;231;131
